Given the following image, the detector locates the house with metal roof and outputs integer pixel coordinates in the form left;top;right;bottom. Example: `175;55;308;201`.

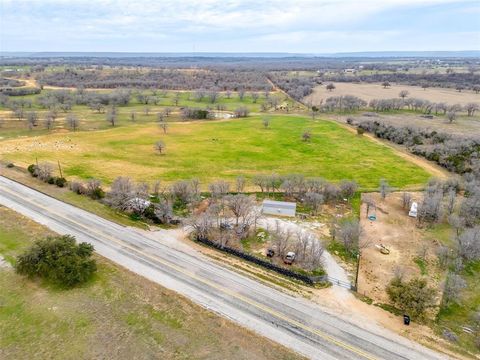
262;199;296;217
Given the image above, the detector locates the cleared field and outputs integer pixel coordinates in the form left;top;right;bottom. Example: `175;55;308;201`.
0;206;303;360
0;115;432;188
336;113;480;136
305;82;480;106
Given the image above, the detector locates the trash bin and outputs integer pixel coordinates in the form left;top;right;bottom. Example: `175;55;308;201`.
403;314;410;325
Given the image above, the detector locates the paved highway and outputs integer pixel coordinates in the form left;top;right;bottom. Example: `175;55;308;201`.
0;176;448;360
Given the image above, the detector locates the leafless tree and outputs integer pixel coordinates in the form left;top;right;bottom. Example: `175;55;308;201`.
402;192;412;209
154;140;166;154
446;111;457;123
339;219;362;253
66;113;80;131
238;88;245;101
304;192;324;215
209;181;230;199
442;273;467;306
339;180;358;199
106;176;135;210
225;194;255;226
106;106;117;126
35;162;54;181
143;106;150;116
379;179;391;199
465;103;479;117
130;111;137;122
270;221;293;258
399;90;409;99
171;180;197;204
445;190;457;215
262;117;270;129
457;226;480;261
302;130;312;142
159;122;168;134
235;176;246;193
251;92;259;103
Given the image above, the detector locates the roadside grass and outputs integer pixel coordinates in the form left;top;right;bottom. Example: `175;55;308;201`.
1;115;432;189
436;260;480;355
0;165;147;229
0;207;304;360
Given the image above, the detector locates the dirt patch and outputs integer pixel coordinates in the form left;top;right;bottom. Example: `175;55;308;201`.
357;192;443;303
305;82;480;106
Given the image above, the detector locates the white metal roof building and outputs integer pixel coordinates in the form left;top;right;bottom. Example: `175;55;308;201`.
262;200;296;217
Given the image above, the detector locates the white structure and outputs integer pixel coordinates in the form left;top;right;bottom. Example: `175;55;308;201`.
262;200;296;217
408;202;418;218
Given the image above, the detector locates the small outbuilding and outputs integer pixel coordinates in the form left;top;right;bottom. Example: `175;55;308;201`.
262;200;296;217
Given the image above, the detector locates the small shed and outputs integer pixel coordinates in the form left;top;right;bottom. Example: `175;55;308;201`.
262;200;296;217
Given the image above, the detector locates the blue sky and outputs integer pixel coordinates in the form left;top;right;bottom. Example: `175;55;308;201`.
0;0;479;53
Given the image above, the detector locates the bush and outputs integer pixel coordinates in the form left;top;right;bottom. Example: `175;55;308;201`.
386;277;436;319
15;235;96;288
47;176;55;184
27;164;38;176
69;181;86;195
357;127;365;135
55;177;67;188
6;162;14;168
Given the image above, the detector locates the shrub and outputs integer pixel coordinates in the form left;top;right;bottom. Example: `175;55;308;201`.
70;181;86;195
27;164;38;176
55;177;67;188
386;277;436;319
47;176;55;184
6;162;14;168
357;127;365;135
15;235;96;288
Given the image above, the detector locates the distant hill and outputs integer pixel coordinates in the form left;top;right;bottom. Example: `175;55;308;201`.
1;51;479;59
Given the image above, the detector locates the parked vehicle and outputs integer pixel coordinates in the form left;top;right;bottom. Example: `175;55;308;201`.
284;251;296;265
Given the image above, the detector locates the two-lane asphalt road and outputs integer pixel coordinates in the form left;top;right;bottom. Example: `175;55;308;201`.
0;176;448;360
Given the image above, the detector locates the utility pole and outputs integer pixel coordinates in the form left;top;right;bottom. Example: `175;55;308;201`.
57;160;63;178
354;253;361;292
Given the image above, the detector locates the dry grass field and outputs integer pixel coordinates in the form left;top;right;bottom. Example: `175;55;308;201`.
0;206;303;360
305;82;480;106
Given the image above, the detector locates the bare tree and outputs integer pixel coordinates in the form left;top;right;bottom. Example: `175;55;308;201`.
339;219;362;254
105;176;134;210
402;192;412;209
465;103;479;117
106;106;117;126
302;130;312;142
442;273;467;306
339;180;358;199
379;179;391;199
251;92;259;103
225;194;255;226
66;113;80;131
304;192;324;215
445;190;456;215
399;90;409;99
154;140;166;154
159;122;168;134
457;226;480;261
446;111;457;124
35;162;54;181
270;221;292;258
235;176;246;193
209;181;230;199
130;111;137;122
262;117;270;129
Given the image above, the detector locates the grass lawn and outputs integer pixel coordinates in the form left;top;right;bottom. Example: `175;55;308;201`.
0;206;303;360
0;115;432;189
